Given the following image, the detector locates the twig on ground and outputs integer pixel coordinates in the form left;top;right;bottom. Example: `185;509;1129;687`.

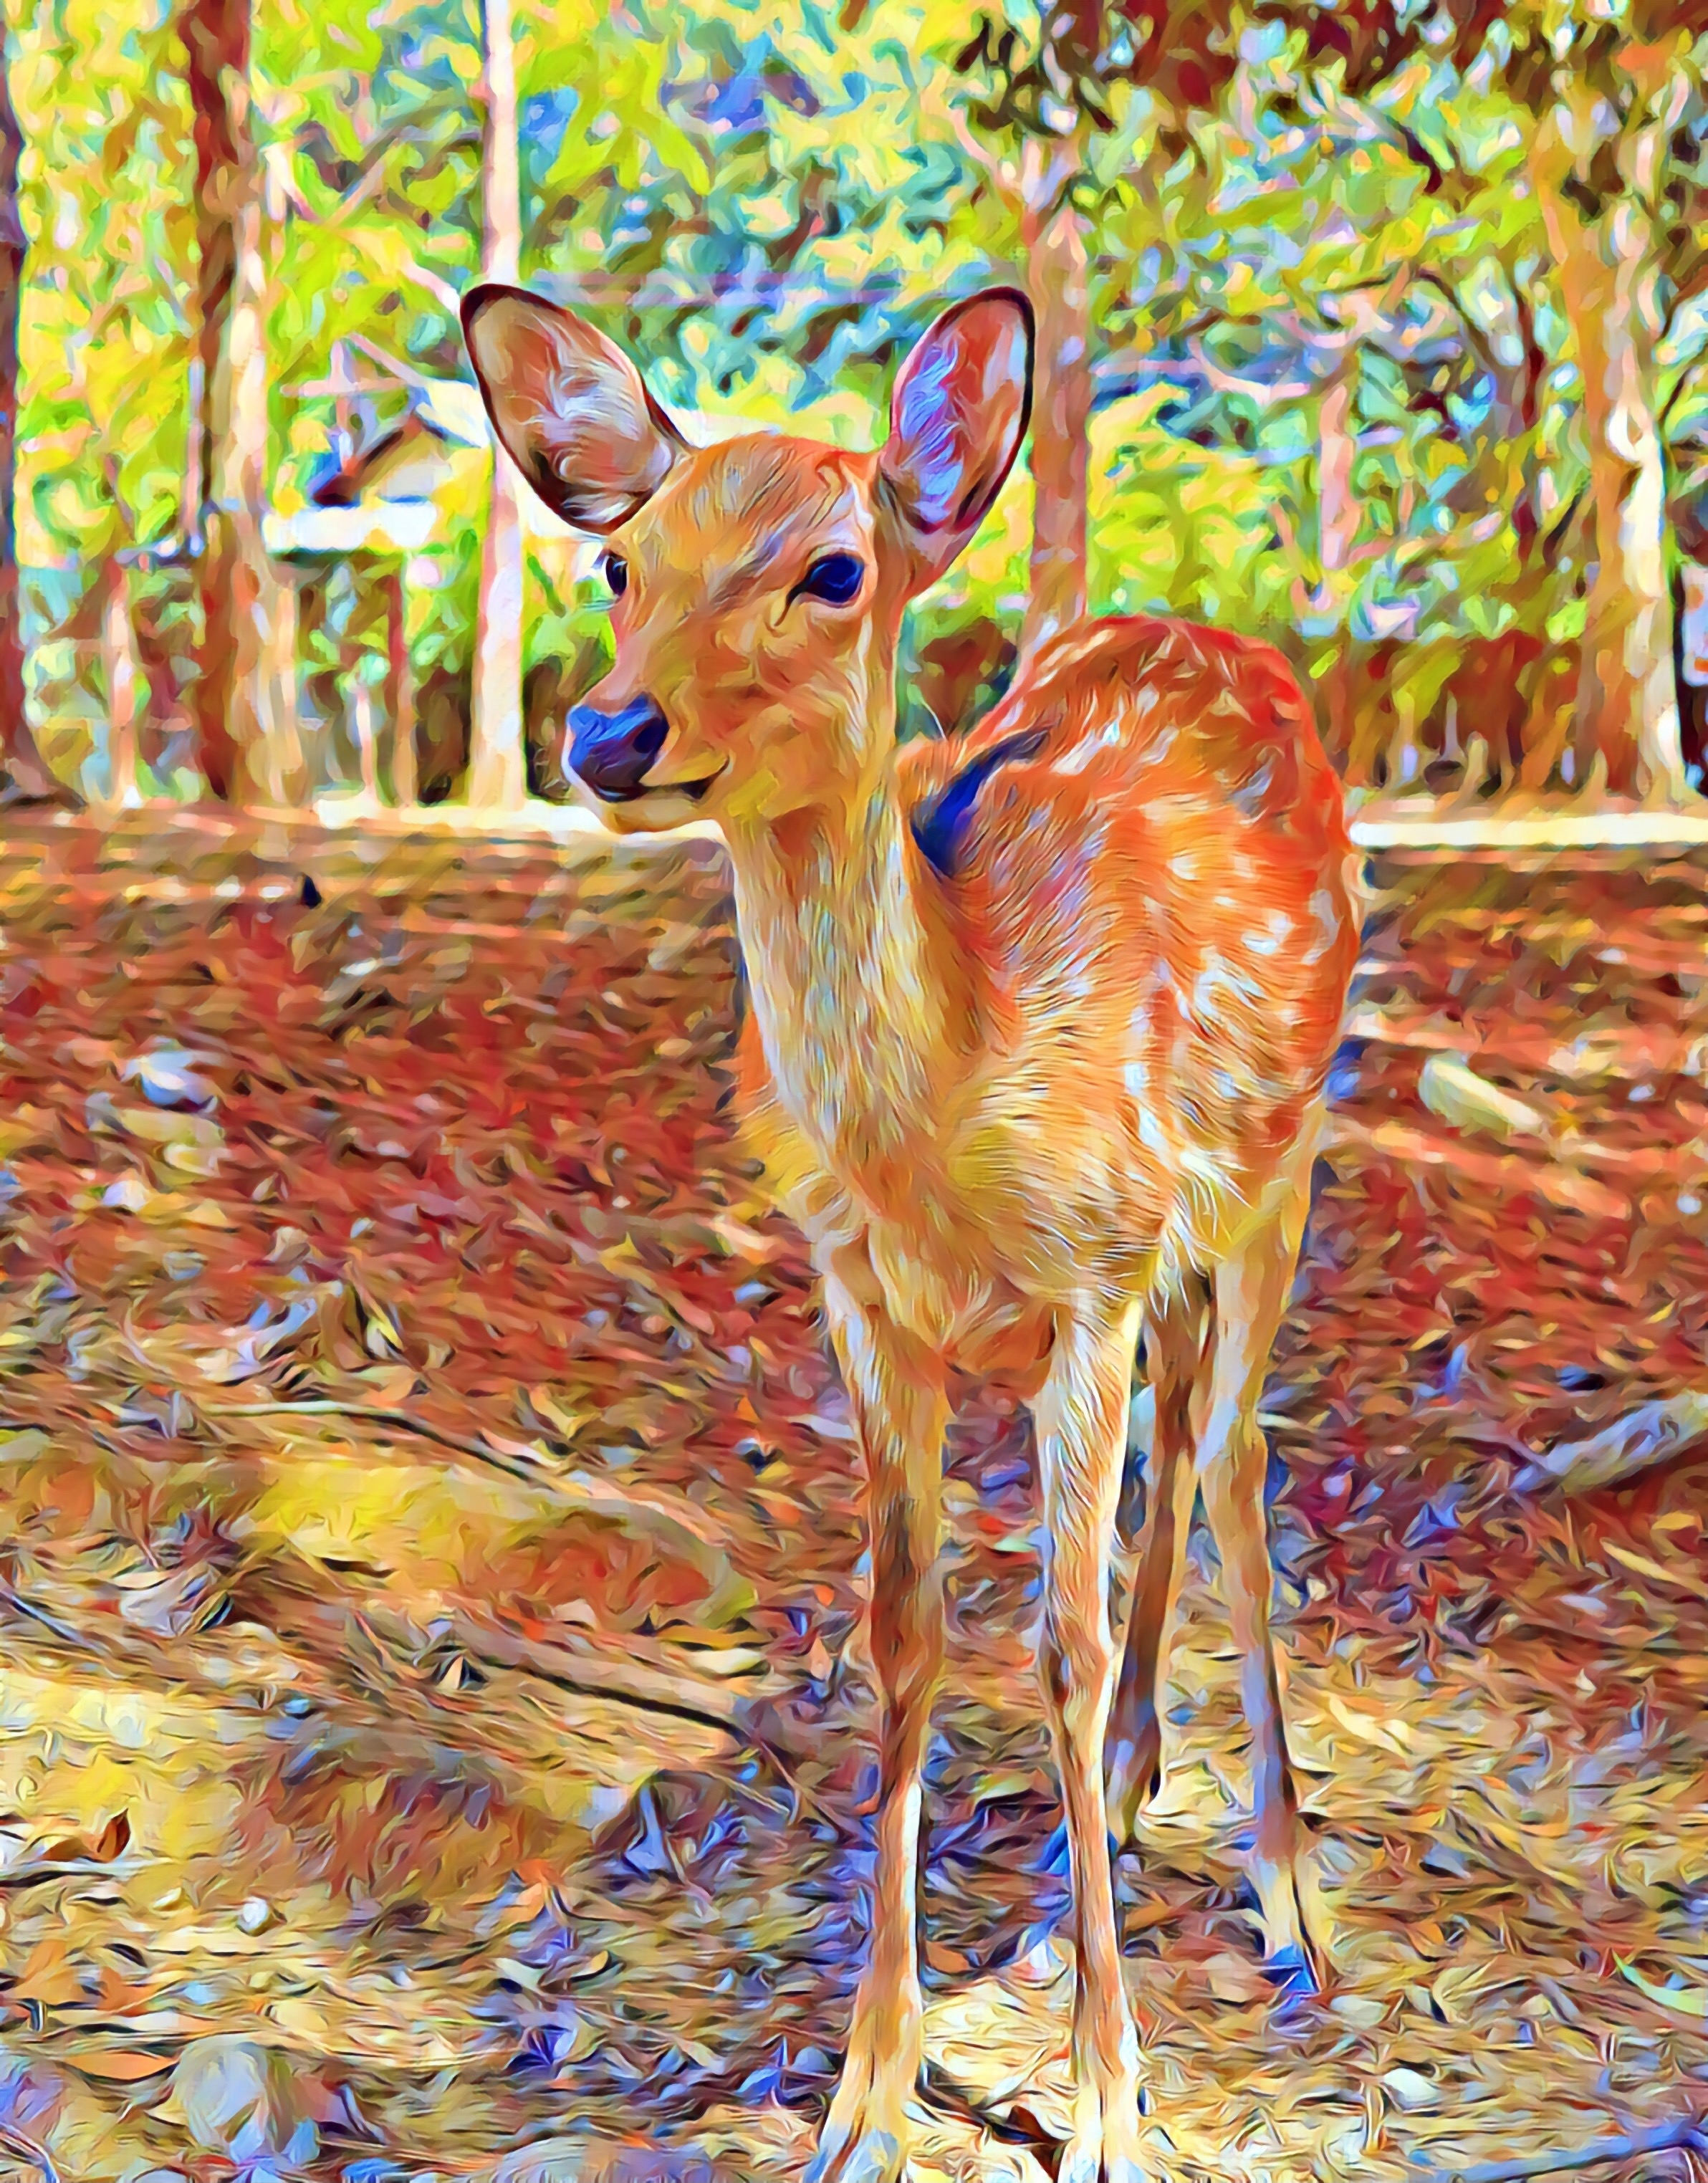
0;2123;59;2183
1513;1388;1708;1496
0;1401;825;1803
920;2061;1059;2155
446;1599;825;1788
204;1397;737;1569
1409;2114;1705;2183
251;1551;827;1815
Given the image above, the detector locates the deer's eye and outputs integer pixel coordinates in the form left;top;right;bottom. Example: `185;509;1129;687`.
792;552;864;607
603;555;628;598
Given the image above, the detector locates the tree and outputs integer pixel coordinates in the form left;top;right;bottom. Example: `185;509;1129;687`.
467;0;525;810
1088;25;1571;794
182;0;297;805
181;0;246;799
1076;0;1708;801
22;0;1704;815
0;13;67;801
944;3;1265;661
1222;0;1708;799
1517;4;1708;799
944;4;1108;658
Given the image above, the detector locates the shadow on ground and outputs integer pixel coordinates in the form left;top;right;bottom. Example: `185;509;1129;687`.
0;823;1702;2180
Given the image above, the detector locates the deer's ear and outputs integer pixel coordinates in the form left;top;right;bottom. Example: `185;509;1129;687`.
877;289;1033;592
461;284;686;534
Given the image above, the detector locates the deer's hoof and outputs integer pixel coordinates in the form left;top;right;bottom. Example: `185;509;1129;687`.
1103;1727;1160;1849
1059;2067;1148;2183
806;2053;918;2183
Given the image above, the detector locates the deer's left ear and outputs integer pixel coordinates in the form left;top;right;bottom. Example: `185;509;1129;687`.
877;289;1034;592
462;284;686;534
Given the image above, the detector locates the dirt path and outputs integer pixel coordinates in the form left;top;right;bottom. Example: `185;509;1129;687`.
0;825;1702;2181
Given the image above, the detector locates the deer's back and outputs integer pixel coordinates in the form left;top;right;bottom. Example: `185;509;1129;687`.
899;615;1360;1272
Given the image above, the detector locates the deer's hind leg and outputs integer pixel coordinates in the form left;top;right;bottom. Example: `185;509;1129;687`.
1195;1126;1323;1992
1105;1272;1212;1845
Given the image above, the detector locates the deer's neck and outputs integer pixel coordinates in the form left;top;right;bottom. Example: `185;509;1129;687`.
724;768;956;1194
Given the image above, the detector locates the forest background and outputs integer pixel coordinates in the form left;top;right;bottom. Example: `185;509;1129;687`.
6;0;1708;820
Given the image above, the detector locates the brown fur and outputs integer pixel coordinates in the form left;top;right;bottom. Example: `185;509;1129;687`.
465;285;1360;2183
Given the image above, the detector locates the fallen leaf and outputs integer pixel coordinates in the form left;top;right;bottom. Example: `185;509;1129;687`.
1616;1957;1708;2018
71;2049;176;2082
10;1937;83;2009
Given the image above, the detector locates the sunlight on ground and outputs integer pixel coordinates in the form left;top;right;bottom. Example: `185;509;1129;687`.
0;837;1703;2178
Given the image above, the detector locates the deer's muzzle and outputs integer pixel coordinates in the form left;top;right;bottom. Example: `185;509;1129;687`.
567;694;671;802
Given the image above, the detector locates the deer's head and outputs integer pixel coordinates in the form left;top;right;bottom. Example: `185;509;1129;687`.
463;284;1032;834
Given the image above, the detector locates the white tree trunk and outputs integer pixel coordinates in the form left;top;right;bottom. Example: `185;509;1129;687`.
1316;370;1357;578
1575;217;1681;801
97;555;140;811
468;0;527;812
388;563;417;807
1535;134;1683;803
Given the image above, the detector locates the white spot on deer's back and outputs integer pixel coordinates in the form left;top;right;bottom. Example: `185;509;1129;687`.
1053;718;1123;777
1303;886;1344;963
1192;948;1263;1020
1245;906;1295;956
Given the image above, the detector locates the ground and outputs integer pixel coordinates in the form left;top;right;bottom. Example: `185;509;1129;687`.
0;815;1702;2182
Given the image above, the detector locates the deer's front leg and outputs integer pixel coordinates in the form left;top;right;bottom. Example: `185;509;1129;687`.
807;1258;949;2183
1035;1298;1147;2183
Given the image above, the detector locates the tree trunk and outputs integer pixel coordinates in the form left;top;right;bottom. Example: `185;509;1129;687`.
1314;366;1364;783
467;0;526;811
97;554;140;812
1570;251;1679;802
350;676;379;804
219;155;298;807
1315;370;1358;581
386;562;416;807
183;1;300;807
264;560;299;795
183;0;246;800
1019;133;1091;663
1535;153;1681;802
0;38;69;802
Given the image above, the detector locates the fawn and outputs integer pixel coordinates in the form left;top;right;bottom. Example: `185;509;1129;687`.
465;284;1361;2183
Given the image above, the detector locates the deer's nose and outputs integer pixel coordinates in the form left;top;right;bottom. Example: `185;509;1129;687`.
566;695;670;802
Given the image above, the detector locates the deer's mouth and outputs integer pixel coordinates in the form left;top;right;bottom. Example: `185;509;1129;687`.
646;763;726;803
588;771;723;807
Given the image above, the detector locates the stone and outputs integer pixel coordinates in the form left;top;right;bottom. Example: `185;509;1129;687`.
173;2038;318;2169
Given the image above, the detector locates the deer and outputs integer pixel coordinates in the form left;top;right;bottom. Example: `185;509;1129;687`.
464;282;1361;2183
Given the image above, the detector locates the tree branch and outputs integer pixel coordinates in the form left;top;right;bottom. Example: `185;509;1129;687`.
920;84;1022;213
1662;241;1708;343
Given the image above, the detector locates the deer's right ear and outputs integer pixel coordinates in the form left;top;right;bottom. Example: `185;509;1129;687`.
877;288;1034;592
461;284;686;534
